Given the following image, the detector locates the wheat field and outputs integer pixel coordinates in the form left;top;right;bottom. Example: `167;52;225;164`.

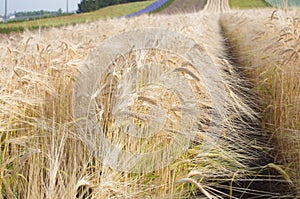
221;8;300;196
0;1;299;198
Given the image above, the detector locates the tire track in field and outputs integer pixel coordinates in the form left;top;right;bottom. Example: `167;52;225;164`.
203;0;230;12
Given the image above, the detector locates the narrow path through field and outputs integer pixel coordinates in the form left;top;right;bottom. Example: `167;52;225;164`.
157;0;292;197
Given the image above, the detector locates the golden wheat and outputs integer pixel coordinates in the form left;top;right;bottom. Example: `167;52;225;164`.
221;8;300;196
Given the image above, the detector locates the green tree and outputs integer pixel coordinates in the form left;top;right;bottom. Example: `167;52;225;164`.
57;8;63;15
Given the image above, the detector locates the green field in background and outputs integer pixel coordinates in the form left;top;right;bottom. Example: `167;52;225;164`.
0;1;154;34
2;0;298;34
229;0;270;8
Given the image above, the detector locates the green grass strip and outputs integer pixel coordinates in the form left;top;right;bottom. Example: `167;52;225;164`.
0;1;154;34
229;0;271;8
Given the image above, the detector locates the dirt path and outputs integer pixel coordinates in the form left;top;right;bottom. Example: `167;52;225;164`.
159;0;206;14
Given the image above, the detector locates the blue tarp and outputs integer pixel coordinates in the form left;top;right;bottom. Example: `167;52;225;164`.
126;0;169;17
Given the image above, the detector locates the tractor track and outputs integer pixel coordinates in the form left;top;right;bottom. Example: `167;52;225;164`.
158;1;293;197
203;0;230;12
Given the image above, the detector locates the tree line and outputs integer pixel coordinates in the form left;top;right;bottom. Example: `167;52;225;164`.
15;9;63;18
77;0;148;13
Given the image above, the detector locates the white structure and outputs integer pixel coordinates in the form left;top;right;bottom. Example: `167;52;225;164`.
9;15;15;20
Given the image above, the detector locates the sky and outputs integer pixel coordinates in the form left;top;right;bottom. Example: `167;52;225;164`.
0;0;81;15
